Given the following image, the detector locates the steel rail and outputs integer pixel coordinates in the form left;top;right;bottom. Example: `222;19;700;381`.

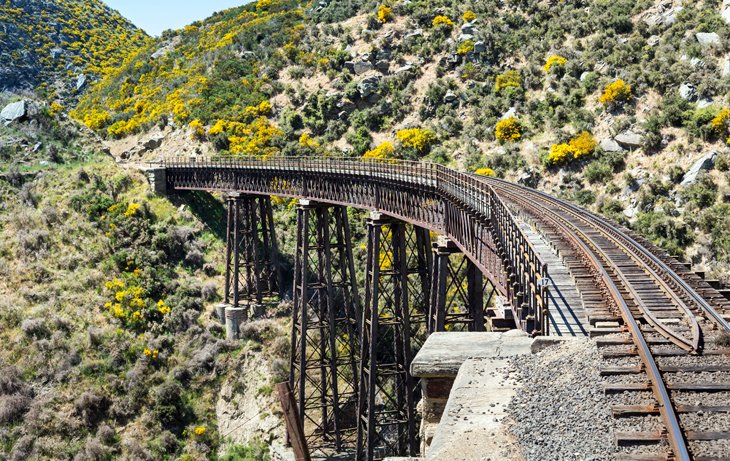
487;180;700;352
481;175;730;339
493;187;691;461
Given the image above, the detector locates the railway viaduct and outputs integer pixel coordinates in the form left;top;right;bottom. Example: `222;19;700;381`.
147;157;730;461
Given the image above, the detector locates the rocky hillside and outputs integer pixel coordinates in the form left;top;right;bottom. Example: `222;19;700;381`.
0;0;148;102
69;0;730;280
0;95;291;460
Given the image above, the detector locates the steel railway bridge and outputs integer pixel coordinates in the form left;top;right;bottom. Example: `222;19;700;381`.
148;157;730;461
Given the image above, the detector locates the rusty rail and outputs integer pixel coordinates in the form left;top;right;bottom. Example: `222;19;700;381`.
157;156;549;335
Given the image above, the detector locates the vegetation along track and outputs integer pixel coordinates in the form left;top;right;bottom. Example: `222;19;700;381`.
485;178;730;460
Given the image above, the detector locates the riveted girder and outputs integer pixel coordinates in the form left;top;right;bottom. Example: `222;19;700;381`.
356;213;418;461
289;201;361;454
224;193;283;308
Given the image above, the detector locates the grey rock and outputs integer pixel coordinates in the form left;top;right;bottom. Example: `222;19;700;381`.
395;64;414;75
599;138;623;153
723;7;730;24
143;135;165;151
579;71;591;81
353;60;374;75
647;35;660;47
50;48;63;59
443;90;458;104
696;32;721;47
76;74;87;91
1;100;27;122
679;82;696;101
457;33;474;43
461;22;478;35
375;60;389;72
501;107;517;120
404;28;423;39
357;76;381;98
375;48;392;61
690;57;705;69
681;151;717;186
697;98;713;109
473;40;487;53
517;169;539;188
32;142;42;153
722;57;730;78
615;131;644;149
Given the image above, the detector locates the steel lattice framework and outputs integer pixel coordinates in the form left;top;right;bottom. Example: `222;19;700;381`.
224;193;283;307
289;201;361;453
161;156;549;332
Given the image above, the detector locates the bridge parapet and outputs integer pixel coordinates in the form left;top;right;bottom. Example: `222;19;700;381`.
157;156;550;336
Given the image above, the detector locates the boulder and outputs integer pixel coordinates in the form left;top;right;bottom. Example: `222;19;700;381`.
353;60;374;75
473;41;487;53
681;151;717;186
404;29;423;39
50;48;63;59
461;22;478;35
395;64;414;75
679;82;696;101
722;7;730;24
647;35;660;47
599;138;623;153
615;131;644;150
143;135;165;151
375;48;392;61
443;90;458;105
696;32;721;47
501;107;518;120
517;169;539;188
1;100;27;123
375;60;389;72
457;33;474;43
697;98;714;109
722;57;730;78
357;76;381;98
76;74;87;91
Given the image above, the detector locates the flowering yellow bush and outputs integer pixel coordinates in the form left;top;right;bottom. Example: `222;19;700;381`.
543;55;567;73
474;167;496;176
194;426;206;436
547;143;572;165
363;142;396;159
712;109;730;133
568;131;597;159
396;128;437;153
190;119;206;139
209;118;283;156
299;133;319;149
123;203;140;218
49;101;64;115
377;5;392;23
143;348;159;359
547;131;597;165
599;79;632;105
256;0;273;10
495;117;522;142
457;40;475;55
463;10;477;21
495;70;521;92
432;15;455;28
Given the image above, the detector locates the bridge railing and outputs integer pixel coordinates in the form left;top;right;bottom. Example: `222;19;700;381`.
157;155;549;335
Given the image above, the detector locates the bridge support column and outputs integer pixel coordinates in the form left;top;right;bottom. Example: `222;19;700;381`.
289;200;360;453
357;213;418;461
428;237;496;333
224;193;283;312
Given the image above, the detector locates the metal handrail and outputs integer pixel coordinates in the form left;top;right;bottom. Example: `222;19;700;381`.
155;155;550;334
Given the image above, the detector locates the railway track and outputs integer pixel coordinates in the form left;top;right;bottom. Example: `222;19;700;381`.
485;179;730;460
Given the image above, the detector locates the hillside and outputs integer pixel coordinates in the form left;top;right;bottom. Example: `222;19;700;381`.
69;0;730;281
0;96;290;460
0;0;148;102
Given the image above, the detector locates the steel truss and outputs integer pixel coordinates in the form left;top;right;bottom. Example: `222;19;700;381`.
357;213;420;461
289;201;361;453
224;193;283;308
428;238;498;333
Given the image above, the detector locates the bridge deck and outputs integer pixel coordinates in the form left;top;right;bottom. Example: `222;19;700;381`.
518;221;589;337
